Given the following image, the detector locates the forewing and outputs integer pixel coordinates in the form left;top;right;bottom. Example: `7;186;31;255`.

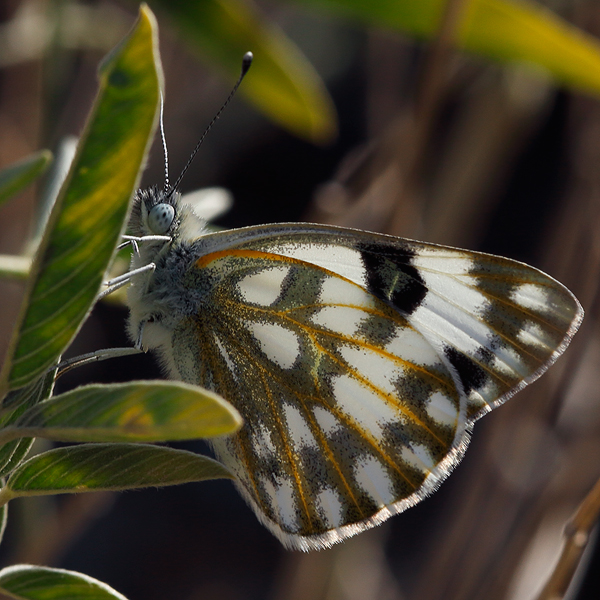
219;224;583;421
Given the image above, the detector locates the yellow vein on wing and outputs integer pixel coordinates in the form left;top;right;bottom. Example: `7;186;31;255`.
282;368;368;517
393;273;548;368
196;320;265;505
220;324;417;479
281;301;458;386
220;298;447;445
294;354;424;488
222;333;317;524
217;322;424;491
220;298;455;395
410;308;519;387
415;262;569;336
307;335;445;452
304;367;380;515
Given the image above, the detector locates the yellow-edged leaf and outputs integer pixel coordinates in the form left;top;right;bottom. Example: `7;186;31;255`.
0;6;162;396
0;381;242;444
152;0;337;143
0;150;52;207
298;0;600;96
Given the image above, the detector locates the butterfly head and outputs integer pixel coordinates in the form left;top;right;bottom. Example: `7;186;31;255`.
130;185;180;237
130;184;208;245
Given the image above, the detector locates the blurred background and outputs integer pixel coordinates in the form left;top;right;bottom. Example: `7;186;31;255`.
1;0;600;599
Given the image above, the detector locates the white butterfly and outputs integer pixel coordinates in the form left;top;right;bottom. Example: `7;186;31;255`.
122;182;582;551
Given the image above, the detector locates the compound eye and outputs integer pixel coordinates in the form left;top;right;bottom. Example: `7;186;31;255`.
148;203;175;234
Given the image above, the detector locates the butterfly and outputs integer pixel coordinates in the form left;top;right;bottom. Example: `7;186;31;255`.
122;181;583;551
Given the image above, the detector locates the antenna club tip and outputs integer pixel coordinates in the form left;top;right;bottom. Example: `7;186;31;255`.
242;52;253;74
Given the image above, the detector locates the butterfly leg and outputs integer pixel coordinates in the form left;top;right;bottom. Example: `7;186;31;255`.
118;234;171;249
54;347;143;378
134;321;146;350
97;263;156;301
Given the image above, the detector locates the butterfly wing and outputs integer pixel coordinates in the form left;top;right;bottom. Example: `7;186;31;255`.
212;224;582;421
171;224;582;550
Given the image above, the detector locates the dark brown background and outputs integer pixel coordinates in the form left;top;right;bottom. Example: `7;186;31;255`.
0;1;599;599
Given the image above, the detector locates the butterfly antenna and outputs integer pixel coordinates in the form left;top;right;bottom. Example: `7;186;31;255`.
159;92;170;192
167;52;253;198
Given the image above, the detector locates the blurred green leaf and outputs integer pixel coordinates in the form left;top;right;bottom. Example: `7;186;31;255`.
1;381;241;444
0;503;7;546
298;0;600;96
0;6;162;396
152;0;337;143
0;565;128;600
5;443;232;498
0;150;52;207
0;255;32;282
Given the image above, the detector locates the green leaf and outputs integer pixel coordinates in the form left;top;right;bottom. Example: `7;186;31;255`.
0;503;7;546
1;381;241;444
0;565;128;600
152;0;337;143
0;368;57;477
298;0;600;96
0;255;32;282
5;443;232;497
0;439;34;479
0;150;52;207
0;367;57;422
0;6;162;396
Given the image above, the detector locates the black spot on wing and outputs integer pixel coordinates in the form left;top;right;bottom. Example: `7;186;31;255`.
444;346;487;396
475;345;495;365
358;242;427;316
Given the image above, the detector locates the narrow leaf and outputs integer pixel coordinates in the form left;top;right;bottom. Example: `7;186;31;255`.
0;368;57;477
0;366;57;421
3;381;242;444
0;503;7;546
0;255;32;282
0;150;52;207
0;6;162;396
0;439;34;479
298;0;600;96
153;0;337;142
0;565;128;600
6;443;232;496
